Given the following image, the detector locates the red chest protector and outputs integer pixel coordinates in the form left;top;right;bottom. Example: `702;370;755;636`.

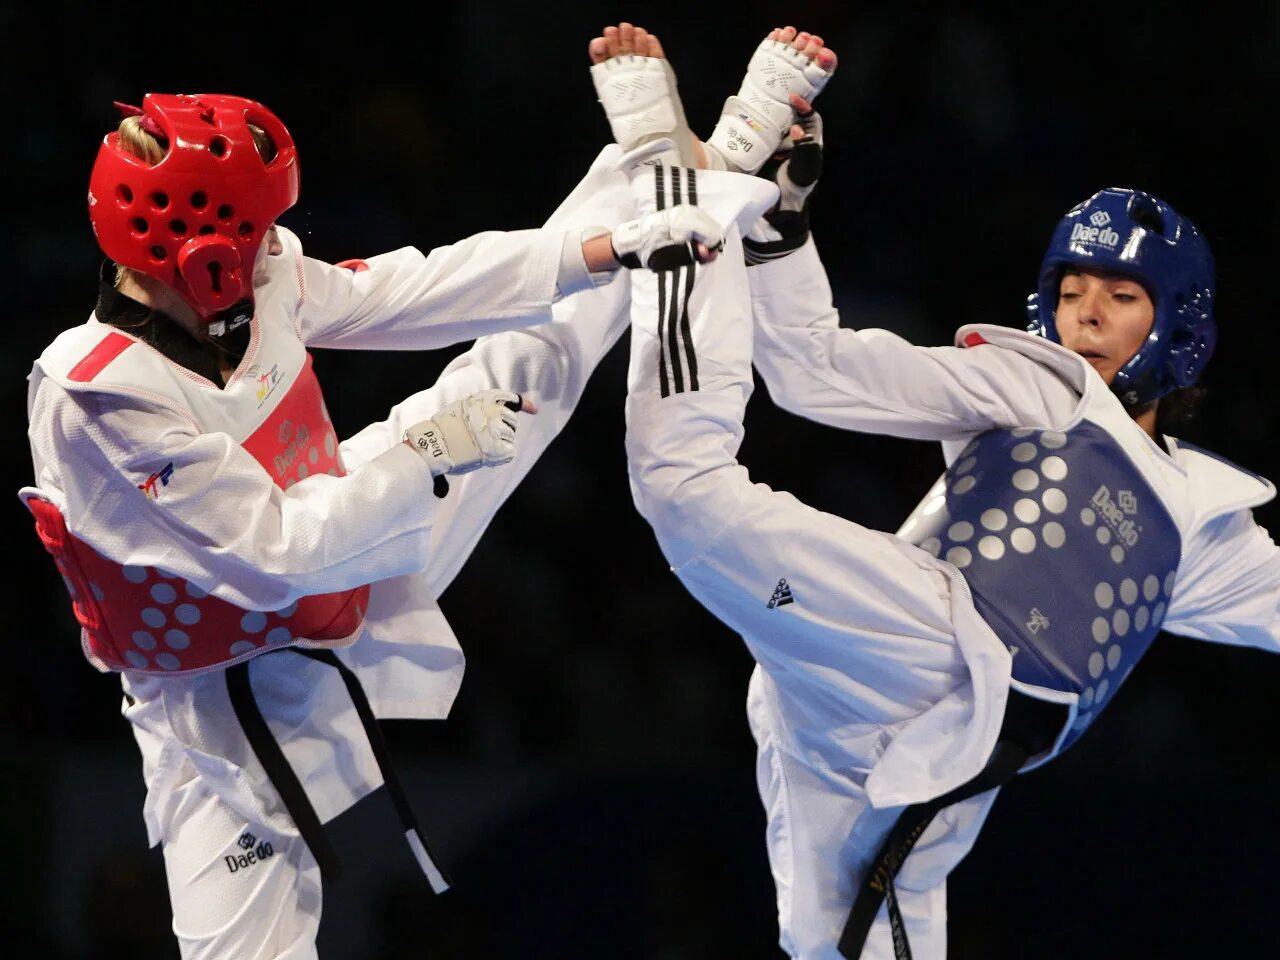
27;347;369;675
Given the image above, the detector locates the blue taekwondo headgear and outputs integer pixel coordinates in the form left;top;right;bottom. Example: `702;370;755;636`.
1026;188;1215;407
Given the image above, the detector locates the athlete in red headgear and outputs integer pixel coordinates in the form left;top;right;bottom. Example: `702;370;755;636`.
22;92;723;956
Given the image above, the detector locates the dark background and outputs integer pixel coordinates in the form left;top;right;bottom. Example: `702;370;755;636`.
5;1;1280;957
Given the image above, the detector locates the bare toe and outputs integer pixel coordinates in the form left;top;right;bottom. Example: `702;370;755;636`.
778;25;797;43
619;22;635;55
793;31;811;51
648;32;667;60
800;38;822;61
588;36;609;65
603;26;620;59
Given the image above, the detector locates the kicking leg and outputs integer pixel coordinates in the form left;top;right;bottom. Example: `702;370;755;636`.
588;22;703;167
705;25;838;174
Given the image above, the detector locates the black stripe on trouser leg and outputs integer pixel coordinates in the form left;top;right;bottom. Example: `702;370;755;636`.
655;166;671;398
679;257;699;391
677;168;699;392
657;270;671;398
226;659;343;884
665;166;688;394
297;648;452;893
667;264;686;394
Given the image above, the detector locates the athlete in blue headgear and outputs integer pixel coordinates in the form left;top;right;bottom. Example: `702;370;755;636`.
598;21;1279;960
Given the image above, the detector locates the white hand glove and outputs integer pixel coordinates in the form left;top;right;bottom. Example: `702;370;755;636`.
611;204;724;271
405;390;524;477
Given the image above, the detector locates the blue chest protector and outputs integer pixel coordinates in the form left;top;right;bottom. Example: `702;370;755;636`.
901;421;1181;751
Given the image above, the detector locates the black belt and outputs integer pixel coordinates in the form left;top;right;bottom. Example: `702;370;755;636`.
838;690;1067;959
226;647;451;893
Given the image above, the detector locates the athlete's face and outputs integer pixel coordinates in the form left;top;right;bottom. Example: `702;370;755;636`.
1054;267;1155;385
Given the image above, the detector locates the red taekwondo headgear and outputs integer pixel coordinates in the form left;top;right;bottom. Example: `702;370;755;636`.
88;94;300;318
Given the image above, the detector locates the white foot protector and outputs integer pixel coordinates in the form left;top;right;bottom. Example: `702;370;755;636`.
590;54;697;166
705;38;834;174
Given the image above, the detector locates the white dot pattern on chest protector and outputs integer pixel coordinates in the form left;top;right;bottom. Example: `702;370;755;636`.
981;509;1008;531
175;604;202;625
1012;443;1038;463
1014;499;1041;524
1042;488;1067;514
123;565;148;584
141;608;166;629
1041;456;1068;481
1089;652;1105;678
1012;469;1039;492
185;581;208;599
164;629;191;650
903;423;1180;747
150;583;177;604
229;640;258;657
132;631;156;650
241;611;267;634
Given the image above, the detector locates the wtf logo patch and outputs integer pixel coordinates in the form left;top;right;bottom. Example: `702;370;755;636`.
138;463;175;500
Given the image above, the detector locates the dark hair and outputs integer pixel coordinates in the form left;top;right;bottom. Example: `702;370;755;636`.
1153;385;1207;435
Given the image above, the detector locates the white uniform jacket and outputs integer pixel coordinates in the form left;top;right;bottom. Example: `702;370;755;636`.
746;237;1280;805
23;148;634;848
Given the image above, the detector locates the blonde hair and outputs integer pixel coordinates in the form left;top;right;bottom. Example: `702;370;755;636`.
112;115;275;290
114;117;166;290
